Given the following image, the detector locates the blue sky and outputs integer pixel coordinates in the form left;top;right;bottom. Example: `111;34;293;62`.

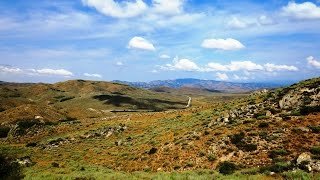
0;0;320;83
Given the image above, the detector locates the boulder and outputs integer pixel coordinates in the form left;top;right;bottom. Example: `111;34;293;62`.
310;161;320;172
297;152;311;165
266;110;272;117
279;93;302;109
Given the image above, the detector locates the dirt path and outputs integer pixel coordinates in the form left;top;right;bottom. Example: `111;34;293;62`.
186;96;192;108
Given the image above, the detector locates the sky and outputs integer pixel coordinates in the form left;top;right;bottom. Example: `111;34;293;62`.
0;0;320;83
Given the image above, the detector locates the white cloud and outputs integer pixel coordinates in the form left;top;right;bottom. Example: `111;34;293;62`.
201;38;245;51
264;63;299;72
82;0;184;18
151;13;204;27
116;61;124;66
152;0;184;15
84;73;102;78
150;69;158;73
229;61;263;71
205;61;263;72
128;36;155;51
0;65;73;77
206;62;229;71
226;17;252;29
30;68;73;77
282;2;320;20
161;57;200;71
258;15;276;25
82;0;147;18
160;59;301;75
307;56;320;68
159;54;171;59
216;72;229;81
0;66;23;74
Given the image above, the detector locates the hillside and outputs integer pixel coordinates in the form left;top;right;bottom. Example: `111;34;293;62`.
114;78;284;93
0;77;319;179
0;80;190;125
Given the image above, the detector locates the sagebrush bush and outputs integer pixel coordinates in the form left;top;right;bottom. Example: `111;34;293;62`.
0;126;10;138
310;146;320;155
218;161;237;175
0;154;23;179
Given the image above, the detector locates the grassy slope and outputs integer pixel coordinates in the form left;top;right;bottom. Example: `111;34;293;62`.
0;80;193;123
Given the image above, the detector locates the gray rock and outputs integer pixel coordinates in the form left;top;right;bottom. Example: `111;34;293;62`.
266;110;272;117
297;152;311;165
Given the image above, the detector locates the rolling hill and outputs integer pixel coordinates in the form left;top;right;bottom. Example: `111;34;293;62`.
0;79;190;125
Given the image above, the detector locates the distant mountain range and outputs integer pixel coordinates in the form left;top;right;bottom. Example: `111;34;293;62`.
113;78;286;92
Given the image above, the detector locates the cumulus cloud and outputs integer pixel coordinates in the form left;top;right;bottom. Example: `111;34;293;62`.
206;62;229;71
82;0;147;18
307;56;320;68
84;73;102;78
0;66;23;74
161;57;199;71
216;72;229;81
159;54;171;59
160;58;299;74
30;68;73;77
226;17;253;29
205;61;263;72
264;63;298;72
128;36;155;51
228;61;263;71
0;65;73;77
201;38;245;51
282;1;320;20
152;0;184;15
82;0;185;18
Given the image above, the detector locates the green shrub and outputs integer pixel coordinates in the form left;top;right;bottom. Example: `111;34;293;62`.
260;162;292;173
281;169;312;180
0;153;23;179
269;149;288;159
253;112;266;119
299;105;320;115
207;154;216;162
258;122;269;128
218;161;237;175
257;115;267;120
16;119;41;135
290;109;301;116
17;119;41;129
198;150;206;157
0;126;10;138
308;125;320;133
241;143;258;152
230;132;245;145
259;131;268;140
310;146;320;155
302;96;312;105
